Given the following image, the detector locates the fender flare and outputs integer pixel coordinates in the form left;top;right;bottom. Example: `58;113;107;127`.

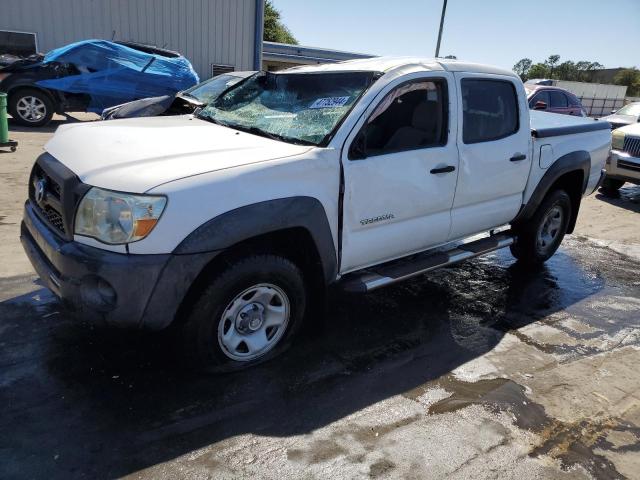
173;196;338;284
512;150;590;231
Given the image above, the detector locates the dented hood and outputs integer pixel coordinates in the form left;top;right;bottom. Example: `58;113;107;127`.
45;115;311;192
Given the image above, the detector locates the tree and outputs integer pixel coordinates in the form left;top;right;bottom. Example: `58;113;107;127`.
513;58;532;81
528;63;550;80
614;68;640;96
555;61;578;81
513;56;606;83
263;0;298;44
544;54;561;77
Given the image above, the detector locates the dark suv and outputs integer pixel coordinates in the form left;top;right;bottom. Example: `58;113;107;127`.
525;85;586;116
0;40;195;127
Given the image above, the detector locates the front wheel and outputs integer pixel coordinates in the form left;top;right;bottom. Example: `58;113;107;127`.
511;189;572;266
181;254;307;372
8;89;55;127
600;177;625;196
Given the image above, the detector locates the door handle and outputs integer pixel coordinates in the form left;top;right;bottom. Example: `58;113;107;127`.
430;165;456;174
510;154;527;162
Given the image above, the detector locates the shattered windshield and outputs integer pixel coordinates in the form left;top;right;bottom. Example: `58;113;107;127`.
198;71;379;145
183;73;252;104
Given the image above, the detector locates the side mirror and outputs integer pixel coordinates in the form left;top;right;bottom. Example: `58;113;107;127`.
611;109;617;115
533;101;548;110
349;130;368;160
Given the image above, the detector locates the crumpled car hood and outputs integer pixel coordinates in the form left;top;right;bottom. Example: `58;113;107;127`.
45;115;312;192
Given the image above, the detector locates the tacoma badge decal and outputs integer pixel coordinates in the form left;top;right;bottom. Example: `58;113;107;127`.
360;214;395;226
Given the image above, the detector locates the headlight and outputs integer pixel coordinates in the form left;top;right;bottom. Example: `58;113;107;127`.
75;188;167;244
611;129;625;150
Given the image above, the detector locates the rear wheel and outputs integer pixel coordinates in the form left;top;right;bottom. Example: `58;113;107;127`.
8;89;55;127
600;177;625;196
511;189;572;266
181;254;307;372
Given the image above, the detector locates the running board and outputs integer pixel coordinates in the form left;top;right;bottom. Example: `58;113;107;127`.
340;232;515;293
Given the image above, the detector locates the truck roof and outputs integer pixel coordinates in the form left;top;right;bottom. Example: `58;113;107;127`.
285;56;519;79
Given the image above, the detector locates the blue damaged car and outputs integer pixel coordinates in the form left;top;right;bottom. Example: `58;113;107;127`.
0;39;198;127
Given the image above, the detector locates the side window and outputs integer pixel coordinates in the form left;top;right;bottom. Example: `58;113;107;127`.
549;91;568;108
354;79;447;157
568;94;582;107
461;79;519;144
529;91;550;108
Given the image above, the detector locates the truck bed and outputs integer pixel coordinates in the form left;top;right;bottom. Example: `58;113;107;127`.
529;110;610;138
525;111;611;204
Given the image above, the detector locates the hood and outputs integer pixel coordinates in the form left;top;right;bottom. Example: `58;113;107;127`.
601;114;637;126
45;115;312;192
616;122;640;136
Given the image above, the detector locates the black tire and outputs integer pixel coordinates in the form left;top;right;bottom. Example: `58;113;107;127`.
8;88;55;127
600;177;625;196
510;189;572;266
181;254;307;372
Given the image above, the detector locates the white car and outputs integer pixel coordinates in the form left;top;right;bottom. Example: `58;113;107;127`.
21;57;611;371
603;123;640;193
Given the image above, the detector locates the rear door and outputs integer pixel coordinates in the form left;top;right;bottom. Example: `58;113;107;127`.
449;73;532;240
339;72;458;273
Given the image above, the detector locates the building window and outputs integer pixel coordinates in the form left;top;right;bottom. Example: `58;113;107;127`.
0;30;37;56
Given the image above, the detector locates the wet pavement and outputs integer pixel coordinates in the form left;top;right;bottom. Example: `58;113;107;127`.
1;234;639;479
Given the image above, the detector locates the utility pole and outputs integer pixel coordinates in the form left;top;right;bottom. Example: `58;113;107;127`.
435;0;448;58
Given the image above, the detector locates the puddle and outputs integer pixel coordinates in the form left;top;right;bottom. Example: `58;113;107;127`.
420;375;632;480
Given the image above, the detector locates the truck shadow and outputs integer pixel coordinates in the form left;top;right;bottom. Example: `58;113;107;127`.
596;184;640;214
0;240;629;479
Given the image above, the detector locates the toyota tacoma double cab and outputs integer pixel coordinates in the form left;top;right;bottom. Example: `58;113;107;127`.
21;58;611;371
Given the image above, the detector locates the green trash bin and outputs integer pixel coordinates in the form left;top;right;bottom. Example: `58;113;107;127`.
0;92;18;152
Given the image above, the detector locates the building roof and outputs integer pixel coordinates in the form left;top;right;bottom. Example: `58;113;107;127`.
262;41;374;65
285;56;519;79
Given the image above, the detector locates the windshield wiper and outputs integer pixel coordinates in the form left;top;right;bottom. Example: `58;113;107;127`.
196;113;226;127
233;125;315;146
196;116;315;146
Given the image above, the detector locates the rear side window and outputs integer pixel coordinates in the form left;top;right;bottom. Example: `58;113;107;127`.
549;91;568;108
568;93;582;107
462;79;519;144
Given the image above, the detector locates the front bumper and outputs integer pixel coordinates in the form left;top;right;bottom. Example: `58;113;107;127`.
21;201;217;329
606;150;640;184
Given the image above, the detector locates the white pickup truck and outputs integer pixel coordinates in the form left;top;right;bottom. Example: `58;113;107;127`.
21;57;610;370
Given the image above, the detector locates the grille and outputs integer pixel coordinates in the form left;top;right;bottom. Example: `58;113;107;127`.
31;164;62;200
42;206;65;234
29;161;66;236
622;135;640;157
618;159;640;172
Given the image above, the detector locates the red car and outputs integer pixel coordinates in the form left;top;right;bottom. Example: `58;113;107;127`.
524;85;586;116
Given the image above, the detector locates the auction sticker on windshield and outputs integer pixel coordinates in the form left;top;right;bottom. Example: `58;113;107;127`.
309;96;351;109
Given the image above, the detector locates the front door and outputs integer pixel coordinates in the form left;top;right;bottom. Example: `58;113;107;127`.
449;73;532;240
340;72;459;273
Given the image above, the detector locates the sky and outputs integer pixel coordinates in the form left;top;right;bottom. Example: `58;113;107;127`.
272;0;640;71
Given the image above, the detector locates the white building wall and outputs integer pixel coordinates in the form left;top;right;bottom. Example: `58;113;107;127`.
0;0;259;79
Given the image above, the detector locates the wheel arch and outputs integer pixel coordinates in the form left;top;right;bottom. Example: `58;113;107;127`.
173;196;337;282
7;84;58;105
512;150;590;234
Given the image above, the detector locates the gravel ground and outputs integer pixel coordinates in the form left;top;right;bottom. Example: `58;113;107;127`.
1;114;639;479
